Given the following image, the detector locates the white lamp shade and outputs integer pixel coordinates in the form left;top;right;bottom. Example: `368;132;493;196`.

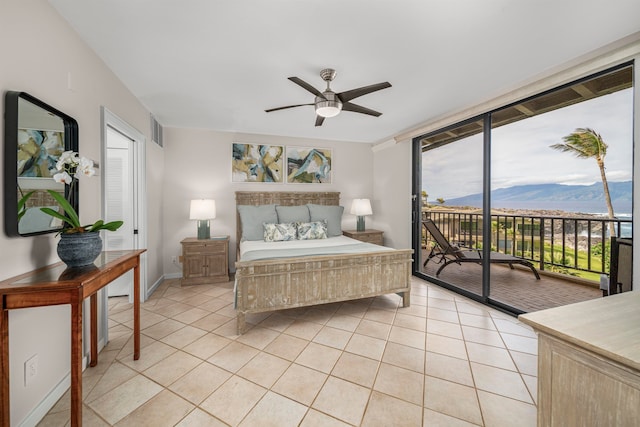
350;199;373;216
189;199;216;220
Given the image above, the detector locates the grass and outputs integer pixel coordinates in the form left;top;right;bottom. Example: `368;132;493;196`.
495;239;607;282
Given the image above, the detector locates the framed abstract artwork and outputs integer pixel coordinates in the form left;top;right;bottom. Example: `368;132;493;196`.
18;128;65;180
286;146;332;184
232;143;284;183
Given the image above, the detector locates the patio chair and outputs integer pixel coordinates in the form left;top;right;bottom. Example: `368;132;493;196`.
422;219;540;280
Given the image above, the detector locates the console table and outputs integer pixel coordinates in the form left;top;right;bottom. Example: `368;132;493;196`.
519;292;640;427
0;249;146;427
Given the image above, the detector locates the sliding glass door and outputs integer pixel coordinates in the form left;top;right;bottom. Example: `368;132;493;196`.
412;63;634;314
416;117;485;301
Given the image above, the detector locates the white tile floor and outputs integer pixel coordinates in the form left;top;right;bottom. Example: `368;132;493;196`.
39;277;538;426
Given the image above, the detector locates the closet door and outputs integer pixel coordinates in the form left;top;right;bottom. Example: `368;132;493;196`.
105;126;135;297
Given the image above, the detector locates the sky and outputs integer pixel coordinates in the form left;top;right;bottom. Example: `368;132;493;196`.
422;88;634;201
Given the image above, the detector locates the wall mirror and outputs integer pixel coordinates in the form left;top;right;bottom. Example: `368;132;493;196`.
4;91;78;237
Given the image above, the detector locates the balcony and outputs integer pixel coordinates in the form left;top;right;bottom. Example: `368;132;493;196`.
420;210;632;312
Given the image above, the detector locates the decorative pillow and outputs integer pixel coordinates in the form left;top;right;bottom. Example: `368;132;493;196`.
237;204;278;241
297;220;328;240
276;205;310;224
263;222;297;242
307;204;344;237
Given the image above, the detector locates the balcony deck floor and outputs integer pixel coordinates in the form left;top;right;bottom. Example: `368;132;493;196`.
420;252;602;312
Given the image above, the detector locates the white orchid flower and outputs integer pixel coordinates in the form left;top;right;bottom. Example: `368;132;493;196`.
40;151;122;235
53;171;73;185
56;151;76;169
76;157;96;178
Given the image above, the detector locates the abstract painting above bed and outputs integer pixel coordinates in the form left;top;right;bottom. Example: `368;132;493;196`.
286;146;332;184
232;143;284;183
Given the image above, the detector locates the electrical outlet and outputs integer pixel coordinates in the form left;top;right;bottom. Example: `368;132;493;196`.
171;256;177;263
24;354;38;386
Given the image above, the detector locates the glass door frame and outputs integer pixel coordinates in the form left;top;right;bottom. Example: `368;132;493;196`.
411;114;495;307
411;61;634;316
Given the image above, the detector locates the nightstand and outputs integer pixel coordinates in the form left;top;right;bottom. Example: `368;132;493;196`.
181;236;229;285
343;229;384;246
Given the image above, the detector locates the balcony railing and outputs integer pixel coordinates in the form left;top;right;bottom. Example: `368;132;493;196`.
422;210;632;278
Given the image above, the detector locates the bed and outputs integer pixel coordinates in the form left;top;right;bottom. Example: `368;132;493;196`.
234;191;413;334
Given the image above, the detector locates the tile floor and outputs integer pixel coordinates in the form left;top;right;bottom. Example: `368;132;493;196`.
39;276;538;426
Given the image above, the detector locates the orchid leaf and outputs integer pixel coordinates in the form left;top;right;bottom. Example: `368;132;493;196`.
88;220;124;232
88;220;104;231
18;190;35;221
40;207;77;228
45;190;81;228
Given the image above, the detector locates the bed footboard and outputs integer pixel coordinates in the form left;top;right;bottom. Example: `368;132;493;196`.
235;249;413;334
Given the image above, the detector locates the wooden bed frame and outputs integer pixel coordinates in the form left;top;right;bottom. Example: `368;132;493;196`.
234;191;413;334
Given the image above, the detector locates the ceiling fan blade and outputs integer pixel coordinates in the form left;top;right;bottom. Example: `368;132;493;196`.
337;82;391;103
265;103;313;113
342;102;382;117
315;115;325;127
288;77;326;100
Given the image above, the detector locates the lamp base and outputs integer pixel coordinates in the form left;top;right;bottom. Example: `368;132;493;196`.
356;216;365;232
196;220;211;240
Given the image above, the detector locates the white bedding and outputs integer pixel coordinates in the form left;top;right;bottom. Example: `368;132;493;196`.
239;235;391;261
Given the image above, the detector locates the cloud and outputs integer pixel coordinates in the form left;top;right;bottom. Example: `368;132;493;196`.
422;88;633;200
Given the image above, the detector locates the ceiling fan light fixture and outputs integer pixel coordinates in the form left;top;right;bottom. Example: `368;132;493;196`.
266;68;390;126
315;100;342;118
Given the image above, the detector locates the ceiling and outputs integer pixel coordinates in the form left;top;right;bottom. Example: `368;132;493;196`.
48;0;640;144
420;65;634;149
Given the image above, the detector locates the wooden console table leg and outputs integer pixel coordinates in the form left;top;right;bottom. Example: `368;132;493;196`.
70;291;83;427
90;293;98;367
133;261;140;360
1;309;9;427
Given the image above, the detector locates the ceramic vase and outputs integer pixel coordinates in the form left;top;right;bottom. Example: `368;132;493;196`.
57;231;102;268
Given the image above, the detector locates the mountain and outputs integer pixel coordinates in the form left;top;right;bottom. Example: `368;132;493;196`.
442;181;632;214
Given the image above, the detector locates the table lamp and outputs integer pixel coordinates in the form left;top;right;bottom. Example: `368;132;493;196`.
351;198;372;232
190;199;216;239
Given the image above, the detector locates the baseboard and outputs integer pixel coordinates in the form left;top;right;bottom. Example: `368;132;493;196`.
18;356;88;427
163;272;182;280
147;274;166;297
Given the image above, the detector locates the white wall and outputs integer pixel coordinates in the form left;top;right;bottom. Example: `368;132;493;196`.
0;1;164;424
161;128;375;275
371;140;412;249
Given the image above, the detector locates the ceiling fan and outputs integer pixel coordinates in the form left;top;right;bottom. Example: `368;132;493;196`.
265;68;391;127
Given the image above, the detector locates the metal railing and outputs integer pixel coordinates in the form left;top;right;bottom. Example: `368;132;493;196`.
422;210;632;276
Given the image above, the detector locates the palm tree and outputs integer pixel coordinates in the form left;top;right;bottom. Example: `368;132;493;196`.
551;128;616;237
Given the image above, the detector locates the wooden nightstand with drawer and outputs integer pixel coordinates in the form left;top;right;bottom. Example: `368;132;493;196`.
343;229;384;246
181;237;229;285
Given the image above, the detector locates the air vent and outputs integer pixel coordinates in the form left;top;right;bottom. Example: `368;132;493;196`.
150;114;163;147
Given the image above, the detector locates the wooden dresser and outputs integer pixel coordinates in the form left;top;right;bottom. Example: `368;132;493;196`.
519;292;640;427
343;229;384;246
181;237;229;285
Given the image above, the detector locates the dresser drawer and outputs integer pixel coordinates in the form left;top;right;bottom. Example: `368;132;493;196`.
183;240;227;254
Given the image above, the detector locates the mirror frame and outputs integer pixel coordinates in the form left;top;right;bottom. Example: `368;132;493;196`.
4;91;79;237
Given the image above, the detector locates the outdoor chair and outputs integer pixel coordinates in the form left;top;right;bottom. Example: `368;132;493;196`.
422;219;540;280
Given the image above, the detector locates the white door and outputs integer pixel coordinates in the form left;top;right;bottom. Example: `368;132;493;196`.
105;126;136;296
